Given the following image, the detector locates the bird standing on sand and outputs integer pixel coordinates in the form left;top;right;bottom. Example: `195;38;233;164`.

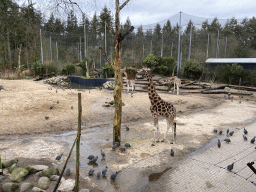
88;168;94;176
55;153;63;161
110;171;118;180
170;149;174;156
102;166;108;177
227;163;234;171
224;138;231;143
217;139;221;148
244;128;248;135
243;135;247;141
101;150;106;159
125;125;129;131
87;155;94;161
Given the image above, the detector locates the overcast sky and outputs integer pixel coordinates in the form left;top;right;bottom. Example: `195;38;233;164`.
29;0;256;28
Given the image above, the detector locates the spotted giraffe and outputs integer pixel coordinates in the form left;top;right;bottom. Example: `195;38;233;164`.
140;67;176;143
121;66;136;93
169;76;181;95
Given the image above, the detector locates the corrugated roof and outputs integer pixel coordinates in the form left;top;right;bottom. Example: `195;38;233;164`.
205;58;256;63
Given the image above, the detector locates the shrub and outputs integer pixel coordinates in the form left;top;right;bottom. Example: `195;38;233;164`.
183;61;202;80
102;63;114;78
62;64;76;75
216;63;245;85
78;60;88;76
143;54;176;76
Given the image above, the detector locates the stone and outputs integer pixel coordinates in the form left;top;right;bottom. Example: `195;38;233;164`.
32;187;46;192
57;179;75;192
2;182;19;192
79;189;90;192
40;167;59;178
9;167;29;182
38;176;50;190
2;159;18;168
9;163;18;173
50;175;65;183
20;182;33;192
27;165;49;173
103;81;115;90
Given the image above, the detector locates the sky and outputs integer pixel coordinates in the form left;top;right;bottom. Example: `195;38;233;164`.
21;0;256;29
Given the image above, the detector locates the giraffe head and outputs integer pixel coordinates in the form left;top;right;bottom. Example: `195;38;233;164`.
138;66;151;79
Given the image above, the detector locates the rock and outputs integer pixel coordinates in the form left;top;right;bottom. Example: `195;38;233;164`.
50;175;65;183
79;189;90;192
2;182;19;192
9;167;29;182
103;81;115;90
0;175;6;183
27;165;49;173
57;179;75;192
41;167;59;178
38;176;50;190
9;163;18;173
2;159;18;168
32;187;46;192
20;182;33;192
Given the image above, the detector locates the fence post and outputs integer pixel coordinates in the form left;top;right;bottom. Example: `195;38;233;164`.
74;93;82;191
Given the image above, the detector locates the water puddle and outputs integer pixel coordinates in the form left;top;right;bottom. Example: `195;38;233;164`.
148;167;172;182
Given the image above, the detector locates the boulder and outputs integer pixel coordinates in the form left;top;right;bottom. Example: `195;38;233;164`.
9;167;29;182
2;159;18;168
20;182;33;192
9;163;18;173
38;176;50;190
26;165;49;173
32;187;46;192
40;167;59;178
57;179;75;192
50;175;65;183
0;175;6;183
103;81;115;90
2;182;19;192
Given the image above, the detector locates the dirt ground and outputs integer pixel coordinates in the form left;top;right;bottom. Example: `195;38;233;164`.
1;78;256;191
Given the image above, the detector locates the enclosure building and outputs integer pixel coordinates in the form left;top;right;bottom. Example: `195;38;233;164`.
204;58;256;70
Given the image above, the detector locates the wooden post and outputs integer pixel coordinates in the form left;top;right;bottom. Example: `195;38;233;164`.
174;122;176;141
74;93;82;192
0;156;3;175
239;77;241;90
247;162;256;175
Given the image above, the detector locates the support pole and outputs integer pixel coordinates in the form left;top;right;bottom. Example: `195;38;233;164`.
171;42;173;57
216;30;219;58
161;30;163;57
188;24;192;61
56;41;58;63
40;28;43;64
50;36;52;62
80;37;82;61
84;17;87;58
74;93;82;192
206;34;209;59
105;21;107;55
176;11;181;77
224;36;227;58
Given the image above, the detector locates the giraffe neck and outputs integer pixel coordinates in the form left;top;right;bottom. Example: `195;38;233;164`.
146;74;162;105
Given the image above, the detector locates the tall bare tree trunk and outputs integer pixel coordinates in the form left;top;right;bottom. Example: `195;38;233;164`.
7;30;12;69
113;0;123;144
17;44;22;79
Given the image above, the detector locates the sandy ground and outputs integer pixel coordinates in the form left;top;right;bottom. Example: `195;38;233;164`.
1;78;256;191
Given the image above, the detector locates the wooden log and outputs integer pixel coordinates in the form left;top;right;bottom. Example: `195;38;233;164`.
229;85;256;92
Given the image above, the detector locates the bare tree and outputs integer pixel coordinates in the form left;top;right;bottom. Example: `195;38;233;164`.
100;0;133;144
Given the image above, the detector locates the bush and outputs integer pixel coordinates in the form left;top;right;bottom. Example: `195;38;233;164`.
183;61;202;80
78;60;88;76
31;61;57;76
216;63;245;85
102;63;114;78
143;54;176;76
62;64;76;75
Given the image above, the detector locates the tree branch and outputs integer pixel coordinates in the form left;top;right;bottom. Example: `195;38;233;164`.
121;26;134;41
119;0;131;11
99;47;113;66
105;20;115;35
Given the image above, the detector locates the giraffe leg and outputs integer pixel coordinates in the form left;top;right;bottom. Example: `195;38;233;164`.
162;117;170;142
170;117;175;143
177;85;179;95
173;83;176;95
153;115;159;143
127;82;129;93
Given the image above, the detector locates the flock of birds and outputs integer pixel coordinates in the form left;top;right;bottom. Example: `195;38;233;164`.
213;127;255;171
45;87;74;120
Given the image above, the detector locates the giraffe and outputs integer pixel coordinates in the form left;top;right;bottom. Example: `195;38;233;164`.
169;76;181;95
121;66;137;93
140;67;176;143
